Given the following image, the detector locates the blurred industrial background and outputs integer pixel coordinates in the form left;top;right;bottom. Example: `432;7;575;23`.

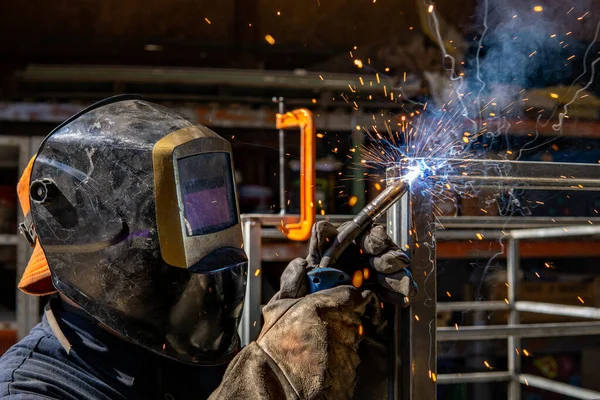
2;1;600;399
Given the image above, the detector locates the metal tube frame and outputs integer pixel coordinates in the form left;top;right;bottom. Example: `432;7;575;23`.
387;159;600;400
239;159;600;400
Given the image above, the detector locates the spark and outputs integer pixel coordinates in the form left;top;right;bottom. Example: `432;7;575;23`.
204;17;212;24
484;360;492;368
578;12;589;20
354;59;364;68
550;93;559;99
428;5;434;13
363;268;370;280
276;11;281;16
254;269;260;277
533;5;543;12
349;196;358;206
265;35;276;45
567;7;574;14
578;296;585;304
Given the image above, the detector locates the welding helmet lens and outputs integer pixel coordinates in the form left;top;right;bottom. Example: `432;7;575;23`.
178;153;238;237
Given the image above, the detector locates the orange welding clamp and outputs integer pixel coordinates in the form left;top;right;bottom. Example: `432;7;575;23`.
276;109;316;241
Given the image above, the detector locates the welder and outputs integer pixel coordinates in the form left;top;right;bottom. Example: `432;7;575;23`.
0;95;415;399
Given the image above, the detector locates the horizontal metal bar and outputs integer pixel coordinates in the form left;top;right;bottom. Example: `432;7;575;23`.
436;230;507;241
19;65;395;93
510;225;600;240
437;216;600;229
436;371;512;384
391;158;600;191
518;374;600;399
437;301;509;312
515;301;600;319
241;213;353;227
437;321;600;341
0;234;20;246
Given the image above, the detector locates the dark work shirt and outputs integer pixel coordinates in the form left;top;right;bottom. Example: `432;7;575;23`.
0;299;228;399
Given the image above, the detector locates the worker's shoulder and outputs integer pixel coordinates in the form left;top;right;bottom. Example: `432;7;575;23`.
0;321;97;400
0;322;60;398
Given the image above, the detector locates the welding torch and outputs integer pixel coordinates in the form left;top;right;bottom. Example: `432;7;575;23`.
307;175;413;293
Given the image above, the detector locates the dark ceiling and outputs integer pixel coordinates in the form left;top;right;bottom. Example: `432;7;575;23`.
0;0;477;71
1;0;600;102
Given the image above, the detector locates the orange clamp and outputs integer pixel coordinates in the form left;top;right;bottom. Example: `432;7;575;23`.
276;109;316;241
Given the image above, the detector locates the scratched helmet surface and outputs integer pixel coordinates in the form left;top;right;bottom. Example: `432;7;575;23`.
28;95;247;365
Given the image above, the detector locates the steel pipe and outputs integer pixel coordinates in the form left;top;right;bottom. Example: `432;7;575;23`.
515;301;600;319
435;230;507;241
437;301;509;312
240;213;353;227
518;374;600;399
437;321;600;341
436;371;512;384
0;234;19;245
437;216;600;229
240;219;262;345
510;225;600;240
507;239;521;400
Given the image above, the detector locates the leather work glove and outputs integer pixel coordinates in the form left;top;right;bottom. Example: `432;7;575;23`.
210;221;413;400
307;220;417;305
209;259;380;400
305;221;415;400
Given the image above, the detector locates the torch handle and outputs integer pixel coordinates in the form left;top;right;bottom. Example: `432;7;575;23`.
319;178;410;269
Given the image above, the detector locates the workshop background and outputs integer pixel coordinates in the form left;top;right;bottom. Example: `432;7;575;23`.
2;1;600;399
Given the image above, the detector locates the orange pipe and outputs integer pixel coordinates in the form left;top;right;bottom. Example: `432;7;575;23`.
276;109;316;241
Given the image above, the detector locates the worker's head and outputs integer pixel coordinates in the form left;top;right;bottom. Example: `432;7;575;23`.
17;95;247;365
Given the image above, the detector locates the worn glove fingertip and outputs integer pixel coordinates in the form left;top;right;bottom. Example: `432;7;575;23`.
370;250;410;274
358;224;394;256
277;258;309;299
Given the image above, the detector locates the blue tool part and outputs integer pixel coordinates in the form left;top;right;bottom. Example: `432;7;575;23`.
307;267;352;293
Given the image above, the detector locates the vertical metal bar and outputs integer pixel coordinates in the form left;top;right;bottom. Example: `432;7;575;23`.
386;181;410;400
240;218;262;345
409;181;437;400
387;166;436;400
16;136;38;339
276;97;286;213
507;239;521;400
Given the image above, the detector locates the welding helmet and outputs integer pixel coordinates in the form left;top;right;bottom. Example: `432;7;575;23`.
22;95;247;365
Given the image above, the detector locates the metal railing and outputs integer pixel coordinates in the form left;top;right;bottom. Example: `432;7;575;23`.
387;159;600;400
436;226;600;399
